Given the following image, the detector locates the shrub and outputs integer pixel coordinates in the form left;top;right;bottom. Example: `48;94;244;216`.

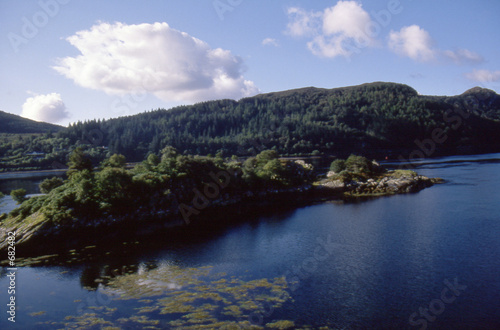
330;159;346;173
345;154;372;173
101;154;127;168
11;188;27;204
337;170;353;183
67;147;93;176
39;177;64;194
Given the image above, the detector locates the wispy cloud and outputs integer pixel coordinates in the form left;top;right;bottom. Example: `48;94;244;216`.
388;26;484;65
465;69;500;82
443;49;484;65
285;7;321;38
22;93;69;123
262;38;279;47
54;22;259;103
388;25;436;62
286;1;377;59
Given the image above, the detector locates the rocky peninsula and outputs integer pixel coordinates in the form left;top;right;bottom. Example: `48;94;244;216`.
0;150;442;255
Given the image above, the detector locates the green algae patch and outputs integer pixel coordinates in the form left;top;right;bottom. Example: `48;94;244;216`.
127;315;160;326
104;264;292;323
182;310;217;324
29;311;46;317
222;305;243;317
56;263;293;329
266;320;296;329
136;305;160;314
1;253;60;267
63;313;115;328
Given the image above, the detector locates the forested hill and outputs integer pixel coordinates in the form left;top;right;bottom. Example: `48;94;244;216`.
2;82;500;171
58;82;500;161
0;110;63;134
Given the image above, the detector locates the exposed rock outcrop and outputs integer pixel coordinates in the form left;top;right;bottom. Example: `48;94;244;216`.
319;170;443;197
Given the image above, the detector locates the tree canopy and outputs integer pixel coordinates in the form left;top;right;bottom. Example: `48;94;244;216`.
6;149;314;227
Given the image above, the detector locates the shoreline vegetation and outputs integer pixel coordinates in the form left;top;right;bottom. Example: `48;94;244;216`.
0;148;442;255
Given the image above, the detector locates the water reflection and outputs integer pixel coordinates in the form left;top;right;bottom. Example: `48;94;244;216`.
80;265;102;290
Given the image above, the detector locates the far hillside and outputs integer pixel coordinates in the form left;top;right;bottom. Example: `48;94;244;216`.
59;82;500;160
0;111;63;134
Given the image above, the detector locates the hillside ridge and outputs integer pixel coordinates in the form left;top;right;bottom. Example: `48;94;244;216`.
0;110;64;134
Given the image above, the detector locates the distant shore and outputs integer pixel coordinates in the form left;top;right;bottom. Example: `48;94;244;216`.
0;169;67;180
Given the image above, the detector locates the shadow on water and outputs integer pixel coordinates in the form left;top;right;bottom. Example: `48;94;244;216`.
12;187;429;290
382;152;500;169
11;196;314;289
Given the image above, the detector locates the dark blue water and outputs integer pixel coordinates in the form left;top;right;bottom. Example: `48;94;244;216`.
0;154;499;329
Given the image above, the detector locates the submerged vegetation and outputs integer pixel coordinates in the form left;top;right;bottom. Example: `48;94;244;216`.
38;264;295;329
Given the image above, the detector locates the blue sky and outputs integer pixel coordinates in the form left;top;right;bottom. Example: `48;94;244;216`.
1;0;499;125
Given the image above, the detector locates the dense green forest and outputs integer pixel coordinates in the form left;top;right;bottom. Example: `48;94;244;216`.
0;111;67;170
2;82;500;171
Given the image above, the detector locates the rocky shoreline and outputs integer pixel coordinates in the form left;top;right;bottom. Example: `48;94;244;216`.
318;169;444;197
0;169;443;255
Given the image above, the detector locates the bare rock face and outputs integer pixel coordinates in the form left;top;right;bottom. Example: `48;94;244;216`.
321;179;345;189
326;171;337;178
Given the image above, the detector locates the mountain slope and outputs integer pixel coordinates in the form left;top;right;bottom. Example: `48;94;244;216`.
57;82;500;160
0;111;64;134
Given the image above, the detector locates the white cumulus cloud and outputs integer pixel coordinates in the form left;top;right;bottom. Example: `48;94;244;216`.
22;93;69;123
322;1;373;40
388;25;436;62
286;1;377;59
53;22;259;103
465;69;500;82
